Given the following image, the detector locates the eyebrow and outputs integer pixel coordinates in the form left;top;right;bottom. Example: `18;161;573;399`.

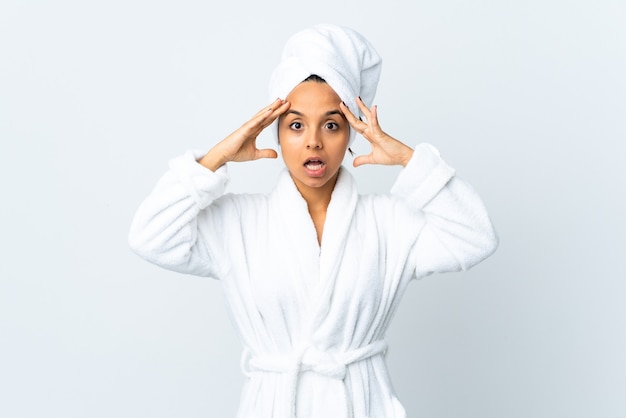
285;109;344;117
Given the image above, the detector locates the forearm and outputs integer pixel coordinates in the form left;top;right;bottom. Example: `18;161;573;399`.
392;143;498;276
197;142;232;172
415;177;498;275
128;150;229;275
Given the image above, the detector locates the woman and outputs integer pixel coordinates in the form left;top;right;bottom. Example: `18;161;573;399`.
129;24;498;418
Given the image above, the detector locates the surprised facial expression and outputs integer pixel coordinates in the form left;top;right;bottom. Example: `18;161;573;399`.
278;81;350;196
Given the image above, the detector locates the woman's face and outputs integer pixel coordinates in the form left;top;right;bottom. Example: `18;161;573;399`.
278;81;350;197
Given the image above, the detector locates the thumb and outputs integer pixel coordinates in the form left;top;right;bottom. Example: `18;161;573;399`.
255;148;278;160
353;154;373;168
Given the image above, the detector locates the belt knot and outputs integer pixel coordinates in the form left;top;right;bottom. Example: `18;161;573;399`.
240;339;388;418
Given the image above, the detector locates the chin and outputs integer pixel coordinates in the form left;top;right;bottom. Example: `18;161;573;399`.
290;169;338;192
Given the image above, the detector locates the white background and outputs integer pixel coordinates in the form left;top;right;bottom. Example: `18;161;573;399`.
1;0;625;417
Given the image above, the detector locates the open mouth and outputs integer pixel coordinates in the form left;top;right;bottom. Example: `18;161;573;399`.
304;159;325;171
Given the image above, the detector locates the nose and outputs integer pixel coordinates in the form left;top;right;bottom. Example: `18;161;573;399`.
306;129;323;149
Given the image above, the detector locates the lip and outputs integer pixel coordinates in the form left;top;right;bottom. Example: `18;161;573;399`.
303;156;327;178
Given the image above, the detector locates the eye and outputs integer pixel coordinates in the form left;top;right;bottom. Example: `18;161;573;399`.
289;121;302;130
325;122;339;130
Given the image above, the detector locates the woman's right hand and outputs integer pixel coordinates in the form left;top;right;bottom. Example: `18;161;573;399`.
198;98;291;171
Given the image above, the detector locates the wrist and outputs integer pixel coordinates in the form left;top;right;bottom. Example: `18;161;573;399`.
398;146;414;167
198;149;228;172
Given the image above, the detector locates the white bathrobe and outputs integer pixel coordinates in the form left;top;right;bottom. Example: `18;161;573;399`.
128;143;498;418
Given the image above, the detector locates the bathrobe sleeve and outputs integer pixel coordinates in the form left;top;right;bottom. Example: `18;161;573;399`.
128;150;233;278
391;143;498;278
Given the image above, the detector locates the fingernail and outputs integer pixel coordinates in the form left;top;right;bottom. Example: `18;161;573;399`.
358;96;362;101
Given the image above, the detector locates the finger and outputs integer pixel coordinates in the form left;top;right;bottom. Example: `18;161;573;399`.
356;97;382;131
254;98;284;117
368;104;381;131
272;100;291;117
340;101;366;131
353;154;374;168
340;101;358;123
260;100;290;126
254;148;278;160
250;99;287;128
246;100;290;135
356;96;372;121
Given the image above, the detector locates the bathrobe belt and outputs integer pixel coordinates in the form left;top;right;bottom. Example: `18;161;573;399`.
241;339;388;417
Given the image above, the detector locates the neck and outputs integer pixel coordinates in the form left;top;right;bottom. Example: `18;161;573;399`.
290;171;340;247
293;170;340;210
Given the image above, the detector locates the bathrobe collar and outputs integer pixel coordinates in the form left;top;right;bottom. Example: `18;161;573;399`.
271;166;359;330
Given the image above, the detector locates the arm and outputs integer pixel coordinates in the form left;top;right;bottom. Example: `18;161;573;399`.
341;98;498;278
128;150;231;277
391;144;498;278
128;99;291;276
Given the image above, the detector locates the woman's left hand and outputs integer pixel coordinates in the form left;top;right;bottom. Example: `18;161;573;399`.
341;97;414;167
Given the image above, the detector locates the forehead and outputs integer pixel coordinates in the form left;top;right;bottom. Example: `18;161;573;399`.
285;81;342;108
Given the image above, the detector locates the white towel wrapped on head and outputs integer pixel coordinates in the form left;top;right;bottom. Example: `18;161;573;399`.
268;24;382;145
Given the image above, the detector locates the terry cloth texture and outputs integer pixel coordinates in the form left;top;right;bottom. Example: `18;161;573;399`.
128;143;499;418
268;24;383;145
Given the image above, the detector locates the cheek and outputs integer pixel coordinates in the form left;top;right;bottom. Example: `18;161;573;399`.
277;126;306;152
333;135;350;157
277;124;296;145
278;140;298;166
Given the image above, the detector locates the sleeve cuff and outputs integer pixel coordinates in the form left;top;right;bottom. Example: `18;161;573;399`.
390;143;456;208
168;149;230;209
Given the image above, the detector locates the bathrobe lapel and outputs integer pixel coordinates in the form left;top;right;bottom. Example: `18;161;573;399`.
271;169;320;316
312;168;358;330
273;167;358;334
